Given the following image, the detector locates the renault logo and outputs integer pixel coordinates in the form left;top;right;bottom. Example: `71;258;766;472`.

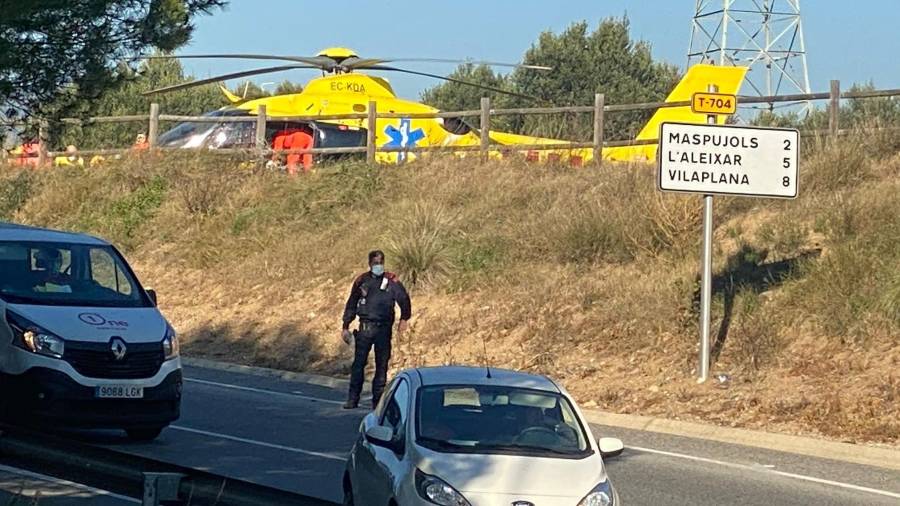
110;337;127;361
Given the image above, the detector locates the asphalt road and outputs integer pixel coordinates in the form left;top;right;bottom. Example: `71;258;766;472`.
52;364;900;505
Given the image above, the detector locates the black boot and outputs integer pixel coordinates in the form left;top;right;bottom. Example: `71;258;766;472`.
371;390;383;410
343;398;359;409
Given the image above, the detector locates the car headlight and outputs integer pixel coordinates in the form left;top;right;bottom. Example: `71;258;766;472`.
162;324;179;360
578;480;616;506
415;469;471;506
6;311;65;359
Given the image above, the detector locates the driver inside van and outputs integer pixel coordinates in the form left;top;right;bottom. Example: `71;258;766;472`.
33;248;72;293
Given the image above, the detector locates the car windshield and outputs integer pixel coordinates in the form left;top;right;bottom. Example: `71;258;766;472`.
0;241;151;308
416;385;590;458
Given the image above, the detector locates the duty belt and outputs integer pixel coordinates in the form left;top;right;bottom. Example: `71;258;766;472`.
359;321;390;331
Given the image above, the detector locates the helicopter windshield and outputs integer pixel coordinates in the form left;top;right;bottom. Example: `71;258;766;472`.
157;109;251;148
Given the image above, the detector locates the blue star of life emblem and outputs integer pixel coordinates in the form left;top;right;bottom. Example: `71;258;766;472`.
383;118;425;162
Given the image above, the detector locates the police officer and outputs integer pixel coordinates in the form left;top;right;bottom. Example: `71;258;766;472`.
341;250;411;409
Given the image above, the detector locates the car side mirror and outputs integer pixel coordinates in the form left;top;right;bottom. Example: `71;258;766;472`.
365;426;404;454
598;437;624;458
146;289;158;306
365;426;394;446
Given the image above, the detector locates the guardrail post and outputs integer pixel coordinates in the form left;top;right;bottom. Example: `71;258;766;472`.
480;97;491;161
37;119;48;166
593;93;605;167
367;100;377;164
142;472;184;506
829;80;840;140
255;104;267;163
148;103;160;148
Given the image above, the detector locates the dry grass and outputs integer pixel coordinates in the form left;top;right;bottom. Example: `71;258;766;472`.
3;134;899;445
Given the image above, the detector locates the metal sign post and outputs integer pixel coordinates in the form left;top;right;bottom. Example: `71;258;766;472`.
699;85;717;383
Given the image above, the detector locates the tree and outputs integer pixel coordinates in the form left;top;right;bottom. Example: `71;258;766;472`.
509;18;679;140
230;81;271;100
420;63;510;128
58;56;227;149
230;79;304;100
0;0;225;121
420;18;680;141
274;80;303;95
754;83;900;131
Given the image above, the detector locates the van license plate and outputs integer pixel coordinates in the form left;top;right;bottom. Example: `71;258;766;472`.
96;385;144;399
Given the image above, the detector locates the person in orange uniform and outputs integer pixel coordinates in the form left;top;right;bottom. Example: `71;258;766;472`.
272;128;314;175
13;141;40;168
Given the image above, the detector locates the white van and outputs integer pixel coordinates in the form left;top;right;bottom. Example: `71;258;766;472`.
0;222;181;440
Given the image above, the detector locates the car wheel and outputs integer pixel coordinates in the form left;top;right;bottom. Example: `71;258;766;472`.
125;426;165;441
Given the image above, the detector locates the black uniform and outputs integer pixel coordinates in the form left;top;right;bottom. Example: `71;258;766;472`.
342;271;411;406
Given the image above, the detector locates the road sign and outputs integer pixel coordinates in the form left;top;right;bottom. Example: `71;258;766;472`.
691;92;737;115
658;122;800;199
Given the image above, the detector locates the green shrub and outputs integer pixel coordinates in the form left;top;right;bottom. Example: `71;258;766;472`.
386;203;455;286
0;171;33;220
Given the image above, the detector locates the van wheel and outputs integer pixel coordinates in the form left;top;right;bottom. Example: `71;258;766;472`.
125;426;164;441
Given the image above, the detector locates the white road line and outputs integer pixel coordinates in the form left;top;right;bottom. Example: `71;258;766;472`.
629;445;900;500
170;425;348;462
0;464;140;503
185;377;349;406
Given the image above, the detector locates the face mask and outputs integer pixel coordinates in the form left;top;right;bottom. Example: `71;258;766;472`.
371;264;385;276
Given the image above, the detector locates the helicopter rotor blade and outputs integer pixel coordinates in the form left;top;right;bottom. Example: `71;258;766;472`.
139;53;336;69
363;65;541;101
142;64;317;95
345;57;552;71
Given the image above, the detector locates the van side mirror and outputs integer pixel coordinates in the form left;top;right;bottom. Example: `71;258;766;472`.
598;437;624;458
146;289;158;306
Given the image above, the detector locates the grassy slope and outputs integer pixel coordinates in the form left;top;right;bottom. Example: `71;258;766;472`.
2;134;899;445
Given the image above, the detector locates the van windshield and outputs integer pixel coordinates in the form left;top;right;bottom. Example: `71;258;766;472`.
0;241;151;308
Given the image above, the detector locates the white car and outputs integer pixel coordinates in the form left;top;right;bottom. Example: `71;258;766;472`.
344;366;623;506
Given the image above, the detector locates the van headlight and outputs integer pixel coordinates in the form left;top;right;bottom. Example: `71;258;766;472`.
162;324;179;360
6;311;65;359
578;480;616;506
415;469;471;506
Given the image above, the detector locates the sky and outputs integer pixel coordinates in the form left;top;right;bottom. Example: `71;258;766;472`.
180;0;900;101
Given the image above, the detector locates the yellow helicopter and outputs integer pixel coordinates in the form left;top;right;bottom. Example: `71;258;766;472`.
147;47;747;166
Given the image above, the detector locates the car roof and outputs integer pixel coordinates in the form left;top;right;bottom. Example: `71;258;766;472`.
0;222;109;246
411;366;561;394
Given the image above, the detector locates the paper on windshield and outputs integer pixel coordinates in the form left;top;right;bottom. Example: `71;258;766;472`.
443;388;480;407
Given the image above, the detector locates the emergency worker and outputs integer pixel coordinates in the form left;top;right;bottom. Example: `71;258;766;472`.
272;127;314;175
53;145;84;167
133;133;149;150
341;250;411;409
13;141;40;167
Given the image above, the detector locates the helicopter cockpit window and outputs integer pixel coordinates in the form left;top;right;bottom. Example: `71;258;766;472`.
438;117;472;135
157;109;251;148
206;121;256;149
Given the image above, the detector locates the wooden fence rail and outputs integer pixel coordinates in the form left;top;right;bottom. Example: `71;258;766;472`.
11;80;900;166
